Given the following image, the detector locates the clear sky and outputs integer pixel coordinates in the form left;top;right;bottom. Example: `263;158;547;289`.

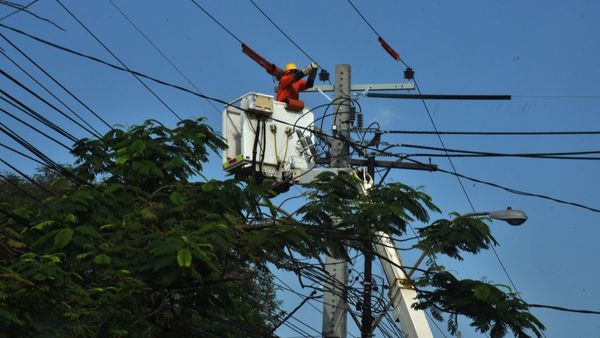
1;1;599;337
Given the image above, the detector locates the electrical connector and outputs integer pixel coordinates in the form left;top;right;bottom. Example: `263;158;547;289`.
319;69;330;82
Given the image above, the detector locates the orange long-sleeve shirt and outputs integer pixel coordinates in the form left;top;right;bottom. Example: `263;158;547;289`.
276;72;308;103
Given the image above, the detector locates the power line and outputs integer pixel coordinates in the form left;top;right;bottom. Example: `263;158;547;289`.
0;85;80;143
1;49;103;136
408;153;600;160
0;156;55;195
0;0;38;21
0;33;113;130
0;0;64;30
347;5;545;327
342;7;550;332
0;121;86;186
382;142;600;160
345;0;379;37
6;22;599;215
344;0;531;320
247;0;320;66
424;310;449;338
342;4;529;329
1;69;101;138
0;105;72;150
55;0;183;121
0;23;233;106
344;0;409;68
189;0;243;44
405;157;600;213
373;129;600;136
0;141;46;166
270;290;317;335
0;172;42;202
0;89;79;145
528;304;600;316
107;0;221;115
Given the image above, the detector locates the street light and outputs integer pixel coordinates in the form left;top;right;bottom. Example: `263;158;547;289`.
463;207;528;226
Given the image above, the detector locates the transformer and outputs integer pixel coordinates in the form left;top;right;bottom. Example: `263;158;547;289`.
222;93;315;188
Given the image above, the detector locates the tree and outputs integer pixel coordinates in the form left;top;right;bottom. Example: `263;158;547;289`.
0;118;544;337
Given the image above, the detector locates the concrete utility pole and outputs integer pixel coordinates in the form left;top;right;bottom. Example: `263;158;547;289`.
319;64;442;338
322;64;352;338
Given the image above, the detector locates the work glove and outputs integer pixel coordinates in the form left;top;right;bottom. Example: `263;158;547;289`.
302;62;319;75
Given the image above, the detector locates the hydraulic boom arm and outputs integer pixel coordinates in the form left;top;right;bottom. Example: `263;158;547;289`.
373;231;433;338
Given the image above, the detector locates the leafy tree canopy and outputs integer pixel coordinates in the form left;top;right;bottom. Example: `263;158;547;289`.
0;118;544;337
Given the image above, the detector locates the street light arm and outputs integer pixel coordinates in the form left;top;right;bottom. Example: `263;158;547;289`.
463;209;528;226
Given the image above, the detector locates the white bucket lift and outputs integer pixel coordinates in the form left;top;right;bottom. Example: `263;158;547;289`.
222;92;315;187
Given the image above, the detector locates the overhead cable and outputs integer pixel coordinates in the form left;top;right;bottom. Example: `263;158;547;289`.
247;0;331;80
0;0;38;21
0;0;64;30
405;157;600;213
343;9;530;306
0;157;55;195
1;50;103;136
6;23;599;214
345;0;528;308
0;121;86;186
0;69;100;138
107;0;221;114
528;304;600;316
0;172;42;202
0;105;72;150
370;129;600;136
382;143;600;160
0;141;46;166
55;0;183;121
0;90;79;145
189;0;243;44
344;0;408;67
0;33;113;130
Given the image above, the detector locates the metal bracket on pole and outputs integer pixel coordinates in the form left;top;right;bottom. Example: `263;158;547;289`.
317;86;333;102
352;86;371;101
304;83;416;93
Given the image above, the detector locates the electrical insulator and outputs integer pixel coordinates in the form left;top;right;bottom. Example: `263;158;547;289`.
319;69;330;82
404;67;415;80
357;112;364;129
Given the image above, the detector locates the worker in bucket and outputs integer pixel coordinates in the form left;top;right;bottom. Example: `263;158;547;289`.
276;62;318;111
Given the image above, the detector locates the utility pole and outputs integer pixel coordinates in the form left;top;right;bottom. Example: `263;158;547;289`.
224;57;510;337
322;64;352;338
321;65;435;338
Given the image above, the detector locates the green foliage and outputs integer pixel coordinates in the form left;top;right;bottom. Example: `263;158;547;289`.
416;212;498;260
415;271;545;338
176;249;192;268
0;118;544;338
298;171;438;254
296;172;543;337
0;119;278;337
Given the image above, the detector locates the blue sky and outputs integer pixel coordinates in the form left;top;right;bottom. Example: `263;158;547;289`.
1;1;599;337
